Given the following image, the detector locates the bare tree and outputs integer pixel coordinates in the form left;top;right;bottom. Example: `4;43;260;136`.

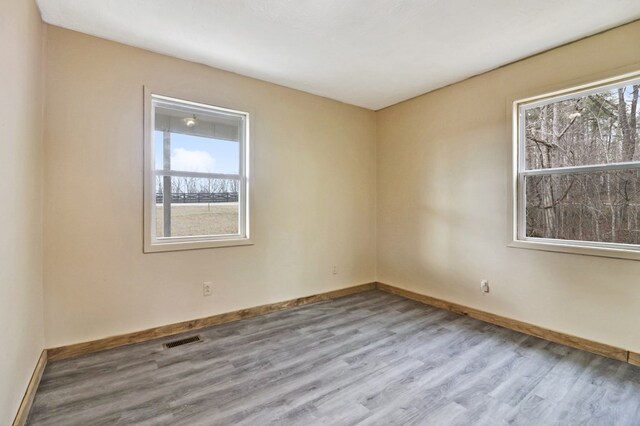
524;83;640;244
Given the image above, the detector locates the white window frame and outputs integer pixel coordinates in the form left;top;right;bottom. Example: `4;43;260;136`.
510;71;640;261
144;89;251;253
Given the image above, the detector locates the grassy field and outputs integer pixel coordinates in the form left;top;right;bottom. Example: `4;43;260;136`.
156;202;239;237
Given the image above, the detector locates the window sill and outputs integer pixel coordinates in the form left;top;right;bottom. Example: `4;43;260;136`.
508;239;640;261
144;237;253;253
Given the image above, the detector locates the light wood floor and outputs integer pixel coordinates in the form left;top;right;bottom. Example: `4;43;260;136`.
28;290;640;425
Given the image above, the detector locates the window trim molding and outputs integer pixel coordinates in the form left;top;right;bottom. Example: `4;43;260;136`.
509;70;640;261
143;87;253;253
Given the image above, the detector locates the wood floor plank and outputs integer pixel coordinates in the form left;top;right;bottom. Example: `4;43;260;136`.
27;290;640;425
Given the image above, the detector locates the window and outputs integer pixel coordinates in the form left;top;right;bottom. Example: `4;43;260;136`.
513;72;640;259
144;92;250;252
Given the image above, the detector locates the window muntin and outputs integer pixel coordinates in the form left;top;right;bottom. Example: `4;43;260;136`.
146;94;249;251
516;75;640;253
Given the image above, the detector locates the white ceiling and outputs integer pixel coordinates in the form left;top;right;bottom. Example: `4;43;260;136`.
37;0;640;110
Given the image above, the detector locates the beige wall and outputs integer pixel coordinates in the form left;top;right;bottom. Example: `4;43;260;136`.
0;0;45;422
377;21;640;351
43;27;377;348
39;15;640;355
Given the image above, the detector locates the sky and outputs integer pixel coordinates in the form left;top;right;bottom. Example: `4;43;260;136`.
154;131;239;174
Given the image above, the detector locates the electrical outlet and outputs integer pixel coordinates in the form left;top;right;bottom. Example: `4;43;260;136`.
332;265;338;275
480;280;490;293
203;281;213;297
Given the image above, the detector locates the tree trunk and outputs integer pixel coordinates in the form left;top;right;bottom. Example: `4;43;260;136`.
540;106;557;238
618;87;637;162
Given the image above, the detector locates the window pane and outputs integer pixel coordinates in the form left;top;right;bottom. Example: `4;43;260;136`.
155;104;242;142
524;82;640;170
155;176;240;238
154;131;240;174
525;169;640;245
147;94;249;250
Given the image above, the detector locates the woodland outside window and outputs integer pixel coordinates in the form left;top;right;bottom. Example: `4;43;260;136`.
513;73;640;259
